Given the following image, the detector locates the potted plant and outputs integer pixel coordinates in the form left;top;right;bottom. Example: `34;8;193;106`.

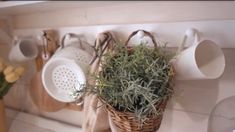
75;30;175;132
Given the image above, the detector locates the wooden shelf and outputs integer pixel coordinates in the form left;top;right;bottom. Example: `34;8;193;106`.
13;20;235;48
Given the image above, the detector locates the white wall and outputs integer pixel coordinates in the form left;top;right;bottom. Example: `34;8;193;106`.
10;1;235;29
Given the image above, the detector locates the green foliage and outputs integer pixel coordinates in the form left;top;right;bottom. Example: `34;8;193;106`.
0;73;14;99
75;42;175;123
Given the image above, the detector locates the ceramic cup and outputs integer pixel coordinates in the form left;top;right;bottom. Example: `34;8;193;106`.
173;28;225;80
8;38;38;63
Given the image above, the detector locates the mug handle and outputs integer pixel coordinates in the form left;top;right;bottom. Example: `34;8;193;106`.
177;28;200;55
12;36;20;46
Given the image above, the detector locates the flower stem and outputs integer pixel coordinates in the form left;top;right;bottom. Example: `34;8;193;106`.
0;82;13;99
0;73;4;85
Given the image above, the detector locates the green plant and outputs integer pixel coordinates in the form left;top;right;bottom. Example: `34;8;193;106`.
77;41;175;123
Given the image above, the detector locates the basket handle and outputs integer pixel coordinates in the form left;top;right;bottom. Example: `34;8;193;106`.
125;30;157;48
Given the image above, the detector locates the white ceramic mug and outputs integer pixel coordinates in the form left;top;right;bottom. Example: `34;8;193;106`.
8;38;38;63
173;28;225;80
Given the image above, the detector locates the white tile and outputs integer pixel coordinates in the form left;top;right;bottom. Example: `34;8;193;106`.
217;49;235;102
41;109;84;127
6;116;14;130
6;108;82;132
158;109;209;132
9;119;54;132
168;79;219;114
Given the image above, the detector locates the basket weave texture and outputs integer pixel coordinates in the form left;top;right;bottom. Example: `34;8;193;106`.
106;99;168;132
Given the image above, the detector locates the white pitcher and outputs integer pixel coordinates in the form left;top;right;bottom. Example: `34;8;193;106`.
173;28;225;80
8;37;38;63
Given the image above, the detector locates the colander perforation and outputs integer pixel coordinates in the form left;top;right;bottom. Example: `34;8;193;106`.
52;65;79;93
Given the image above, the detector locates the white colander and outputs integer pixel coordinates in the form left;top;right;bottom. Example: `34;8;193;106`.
42;33;93;102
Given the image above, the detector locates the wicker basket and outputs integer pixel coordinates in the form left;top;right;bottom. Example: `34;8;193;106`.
95;30;173;132
106;99;168;132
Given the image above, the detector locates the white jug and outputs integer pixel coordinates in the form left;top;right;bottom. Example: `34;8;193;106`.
8;38;38;63
173;28;225;80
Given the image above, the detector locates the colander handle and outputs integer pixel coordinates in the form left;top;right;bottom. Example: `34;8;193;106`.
61;33;95;56
125;30;157;48
61;33;83;49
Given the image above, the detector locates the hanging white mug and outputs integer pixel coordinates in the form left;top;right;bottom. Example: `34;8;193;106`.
8;37;38;63
173;28;225;80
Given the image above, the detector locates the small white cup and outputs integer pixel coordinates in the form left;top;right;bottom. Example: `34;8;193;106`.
173;28;225;80
8;38;38;63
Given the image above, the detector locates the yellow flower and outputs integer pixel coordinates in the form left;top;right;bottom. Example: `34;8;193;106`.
14;66;25;76
3;65;14;76
5;72;19;83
